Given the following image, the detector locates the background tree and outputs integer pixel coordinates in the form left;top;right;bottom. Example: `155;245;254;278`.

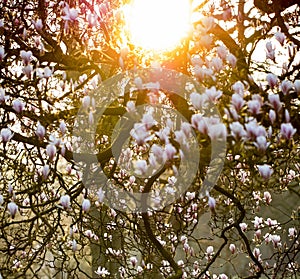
0;0;299;278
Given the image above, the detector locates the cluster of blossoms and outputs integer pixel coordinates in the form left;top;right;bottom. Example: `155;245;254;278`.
0;0;299;278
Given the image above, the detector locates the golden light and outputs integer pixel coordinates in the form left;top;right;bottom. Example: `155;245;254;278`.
124;0;191;51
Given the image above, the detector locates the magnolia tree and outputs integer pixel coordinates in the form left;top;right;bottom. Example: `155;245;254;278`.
0;0;299;278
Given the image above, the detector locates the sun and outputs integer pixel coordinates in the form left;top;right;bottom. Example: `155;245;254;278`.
124;0;191;51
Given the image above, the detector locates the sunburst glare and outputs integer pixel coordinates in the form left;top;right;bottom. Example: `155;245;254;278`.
124;0;191;51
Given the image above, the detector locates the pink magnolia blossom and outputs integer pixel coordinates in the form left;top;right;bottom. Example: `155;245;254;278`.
274;31;286;45
230;122;247;140
269;109;276;124
294;80;300;94
20;50;32;65
281;80;293;95
271;234;281;248
1;128;13;143
7;201;18;219
0;88;9;104
266;73;278;88
72;239;77;252
245;120;266;139
248;99;261;115
135;160;148;176
217;45;228;60
59;121;66;135
60;194;70;209
280;123;296;140
190;92;208;110
33;19;43;31
191;55;203;66
255;229;262;239
42;165;50;180
206;245;214;258
231;93;245;111
227;53;237;68
0;46;6;61
130;123;152;145
205;86;222;102
82;198;91;213
254;136;270;152
46;144;57;161
43;66;52;78
164;143;176;161
253;216;263;230
268;94;282;112
266;42;275;61
208;123;227;141
130;256;138;267
257;164;273;180
263;191;272;205
97;188;105;203
12;99;25;113
232;81;244;95
288;227;297;239
151;144;164;163
126;101;136;112
95;266;110;277
191;114;207;134
142;113;155;130
208;196;216;211
210;57;223;72
239;223;247;231
22;65;33;78
36;122;45;140
62;6;79;21
253;248;261;261
82;95;90;110
229;243;236;254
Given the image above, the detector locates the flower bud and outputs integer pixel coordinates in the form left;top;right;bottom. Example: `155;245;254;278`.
82;198;91;213
7;201;18;218
12;99;25;113
1;128;13;143
60;194;70;209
